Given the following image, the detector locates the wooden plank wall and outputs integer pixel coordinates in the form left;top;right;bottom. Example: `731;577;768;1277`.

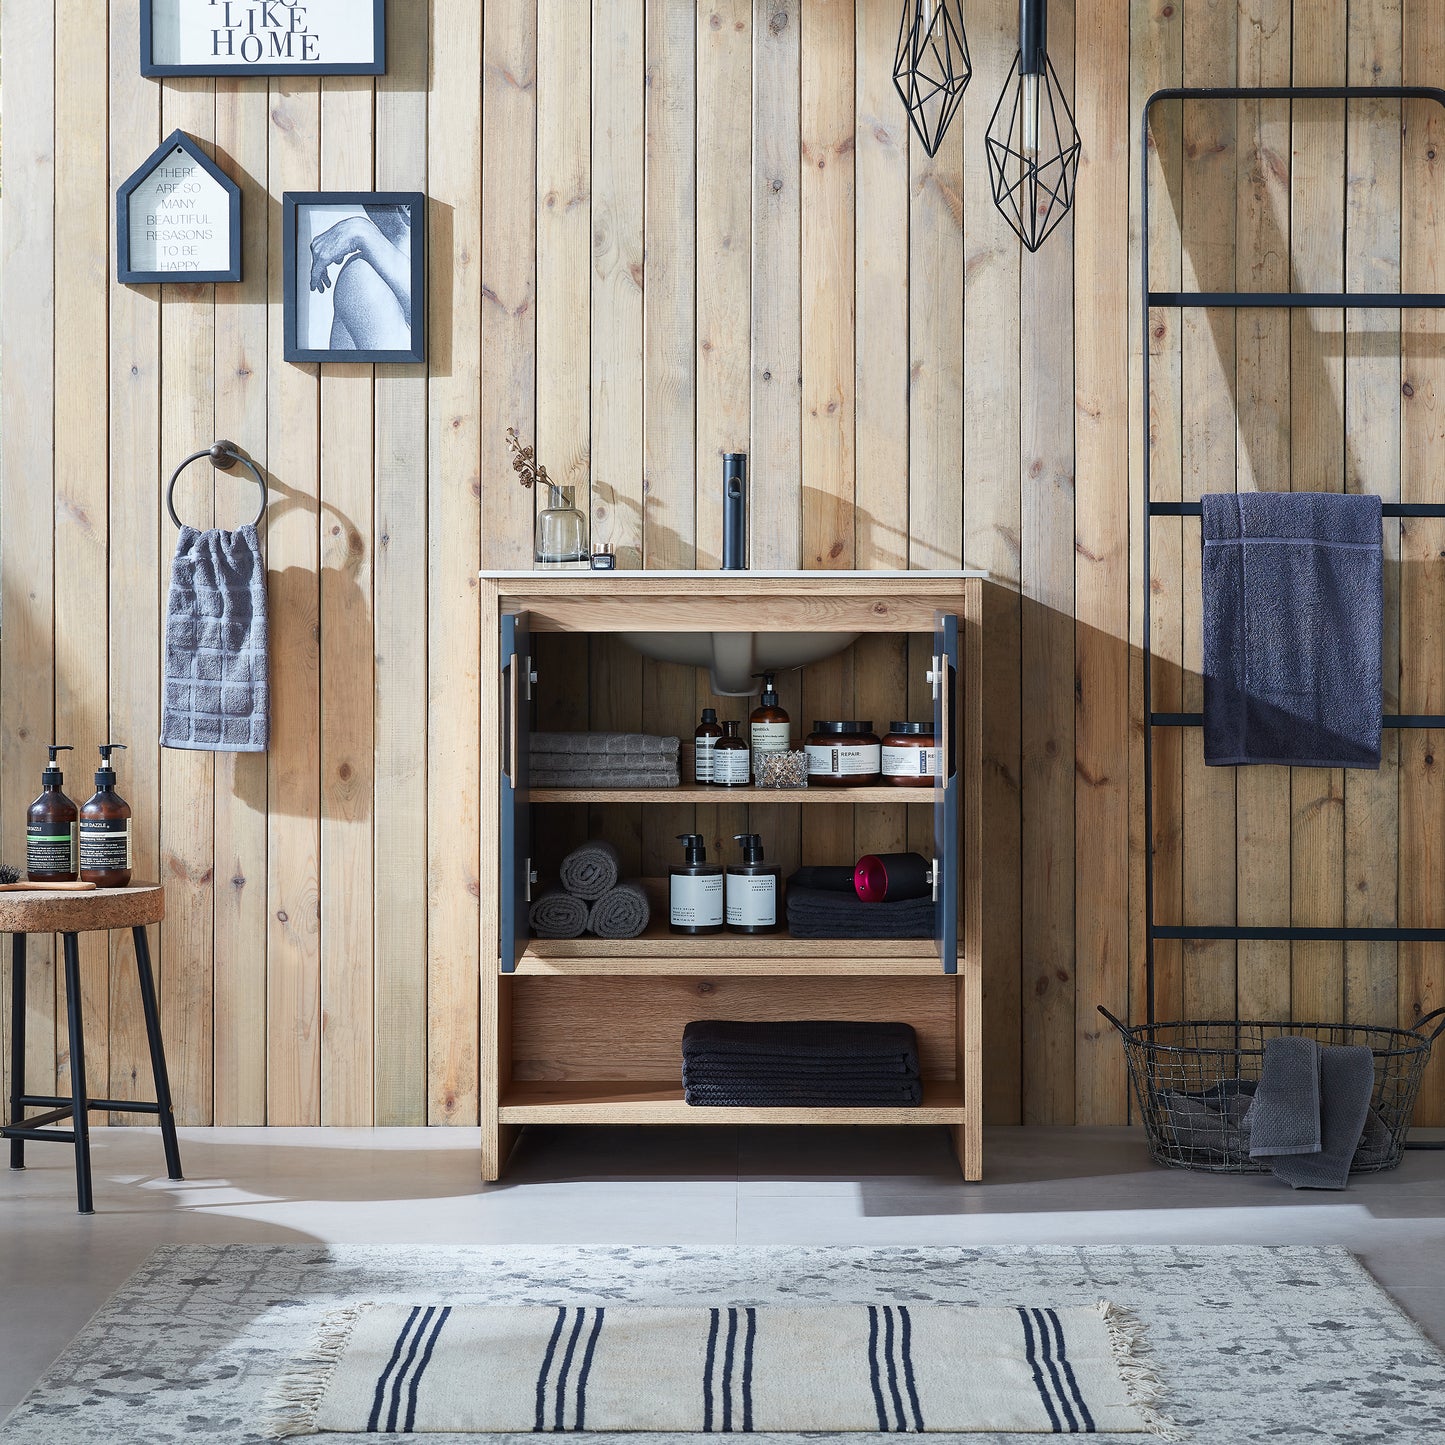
1;0;1442;1129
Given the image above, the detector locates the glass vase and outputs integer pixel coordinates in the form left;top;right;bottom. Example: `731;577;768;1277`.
535;484;588;567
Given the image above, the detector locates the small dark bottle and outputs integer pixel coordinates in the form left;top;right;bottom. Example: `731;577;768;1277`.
79;743;132;888
670;833;724;935
726;833;781;934
693;707;723;785
711;720;752;788
27;744;78;883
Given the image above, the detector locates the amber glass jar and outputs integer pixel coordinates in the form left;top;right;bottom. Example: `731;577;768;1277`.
804;720;881;787
881;721;939;787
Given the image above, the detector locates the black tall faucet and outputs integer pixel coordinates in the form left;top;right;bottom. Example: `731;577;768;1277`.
722;453;748;570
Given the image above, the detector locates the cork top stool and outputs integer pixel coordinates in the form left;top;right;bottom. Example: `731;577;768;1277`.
2;884;182;1214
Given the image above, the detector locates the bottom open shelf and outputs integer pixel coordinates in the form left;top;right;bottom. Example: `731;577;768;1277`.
497;1079;966;1125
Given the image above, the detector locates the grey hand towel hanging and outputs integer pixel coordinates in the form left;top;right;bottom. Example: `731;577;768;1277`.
161;524;269;753
1202;491;1382;768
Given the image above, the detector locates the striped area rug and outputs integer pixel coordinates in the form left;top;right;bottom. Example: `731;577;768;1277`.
266;1301;1178;1436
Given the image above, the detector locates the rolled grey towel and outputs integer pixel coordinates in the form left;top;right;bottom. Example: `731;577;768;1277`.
587;882;651;940
1266;1045;1375;1191
558;840;621;900
1246;1036;1322;1158
528;888;588;940
531;732;680;757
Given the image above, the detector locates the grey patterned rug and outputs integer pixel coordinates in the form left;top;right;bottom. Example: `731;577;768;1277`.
1;1244;1441;1443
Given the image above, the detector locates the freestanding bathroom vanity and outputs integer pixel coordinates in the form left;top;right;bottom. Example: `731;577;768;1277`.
478;570;985;1182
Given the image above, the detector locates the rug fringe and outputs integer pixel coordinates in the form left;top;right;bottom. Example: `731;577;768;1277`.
1094;1299;1185;1441
263;1302;373;1439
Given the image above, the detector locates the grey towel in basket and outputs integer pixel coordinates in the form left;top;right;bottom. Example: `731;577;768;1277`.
1246;1036;1323;1158
1248;1042;1375;1191
161;524;269;752
558;840;620;901
1202;491;1382;768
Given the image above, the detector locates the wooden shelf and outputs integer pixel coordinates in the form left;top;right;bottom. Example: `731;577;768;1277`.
521;909;942;968
498;1078;966;1125
526;786;925;804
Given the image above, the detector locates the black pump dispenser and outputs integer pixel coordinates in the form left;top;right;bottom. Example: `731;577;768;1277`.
754;673;779;708
43;744;74;788
27;745;79;882
721;453;748;570
670;832;724;934
725;832;781;934
94;742;127;789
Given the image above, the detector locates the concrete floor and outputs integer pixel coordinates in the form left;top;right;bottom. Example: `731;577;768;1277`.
1;1123;1442;1421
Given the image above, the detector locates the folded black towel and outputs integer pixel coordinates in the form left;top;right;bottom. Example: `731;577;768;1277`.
684;1060;918;1083
785;882;934;939
684;1079;923;1108
1202;491;1382;767
682;1019;920;1069
528;889;589;940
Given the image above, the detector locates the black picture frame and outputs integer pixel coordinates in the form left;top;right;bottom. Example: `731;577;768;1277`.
116;130;242;286
141;0;385;78
283;191;426;365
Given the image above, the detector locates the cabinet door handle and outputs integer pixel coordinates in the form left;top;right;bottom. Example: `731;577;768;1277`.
939;656;952;779
506;655;521;788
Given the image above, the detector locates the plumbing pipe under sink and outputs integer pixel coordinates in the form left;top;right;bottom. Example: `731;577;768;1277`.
619;630;859;696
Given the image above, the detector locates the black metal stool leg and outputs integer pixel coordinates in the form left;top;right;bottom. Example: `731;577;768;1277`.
62;933;94;1214
8;935;24;1171
133;926;182;1181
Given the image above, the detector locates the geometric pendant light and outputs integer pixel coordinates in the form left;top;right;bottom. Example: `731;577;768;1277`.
893;0;973;158
985;0;1081;251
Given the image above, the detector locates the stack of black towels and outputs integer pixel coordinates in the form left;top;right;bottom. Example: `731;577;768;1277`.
681;1020;922;1107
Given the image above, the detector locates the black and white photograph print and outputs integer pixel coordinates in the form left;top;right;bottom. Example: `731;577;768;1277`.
282;191;426;364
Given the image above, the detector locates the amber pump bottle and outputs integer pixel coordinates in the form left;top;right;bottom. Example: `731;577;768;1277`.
749;672;790;781
27;745;78;882
80;744;132;887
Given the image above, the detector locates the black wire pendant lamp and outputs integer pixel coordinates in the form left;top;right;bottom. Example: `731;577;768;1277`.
893;0;973;158
985;0;1081;251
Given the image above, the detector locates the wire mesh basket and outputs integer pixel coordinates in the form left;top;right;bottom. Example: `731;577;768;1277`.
1098;1005;1445;1174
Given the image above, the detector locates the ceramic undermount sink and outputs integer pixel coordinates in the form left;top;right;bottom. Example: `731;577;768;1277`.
620;631;859;696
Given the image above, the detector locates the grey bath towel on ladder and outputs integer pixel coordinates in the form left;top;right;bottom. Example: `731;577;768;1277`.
1202;491;1382;768
162;525;269;752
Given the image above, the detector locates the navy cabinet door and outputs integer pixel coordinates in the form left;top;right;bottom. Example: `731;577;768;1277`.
499;611;532;973
933;611;960;975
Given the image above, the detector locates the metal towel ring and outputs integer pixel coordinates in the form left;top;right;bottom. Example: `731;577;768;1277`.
166;440;267;530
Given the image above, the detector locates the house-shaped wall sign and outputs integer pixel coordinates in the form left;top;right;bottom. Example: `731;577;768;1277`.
116;131;242;285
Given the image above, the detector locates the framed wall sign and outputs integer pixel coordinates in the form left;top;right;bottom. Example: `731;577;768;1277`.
283;192;426;364
116;131;242;285
142;0;385;77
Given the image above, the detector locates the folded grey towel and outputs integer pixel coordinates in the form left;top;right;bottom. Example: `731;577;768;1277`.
1247;1036;1322;1158
532;766;681;790
1266;1045;1375;1191
531;732;680;757
161;525;269;752
558;840;620;900
528;889;589;940
587;882;651;940
1202;491;1382;767
1160;1087;1254;1160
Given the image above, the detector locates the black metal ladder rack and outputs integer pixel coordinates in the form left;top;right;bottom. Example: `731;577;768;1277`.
1140;87;1445;1084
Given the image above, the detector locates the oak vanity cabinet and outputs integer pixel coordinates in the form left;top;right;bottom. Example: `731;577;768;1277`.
479;572;985;1182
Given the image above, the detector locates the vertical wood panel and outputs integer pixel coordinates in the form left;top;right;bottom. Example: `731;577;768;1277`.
751;0;802;570
372;0;430;1126
211;69;271;1124
318;76;377;1126
54;0;112;1114
0;0;57;1106
428;0;485;1124
107;0;163;1123
265;77;322;1126
1400;0;1445;1119
1289;4;1348;1029
159;78;218;1126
